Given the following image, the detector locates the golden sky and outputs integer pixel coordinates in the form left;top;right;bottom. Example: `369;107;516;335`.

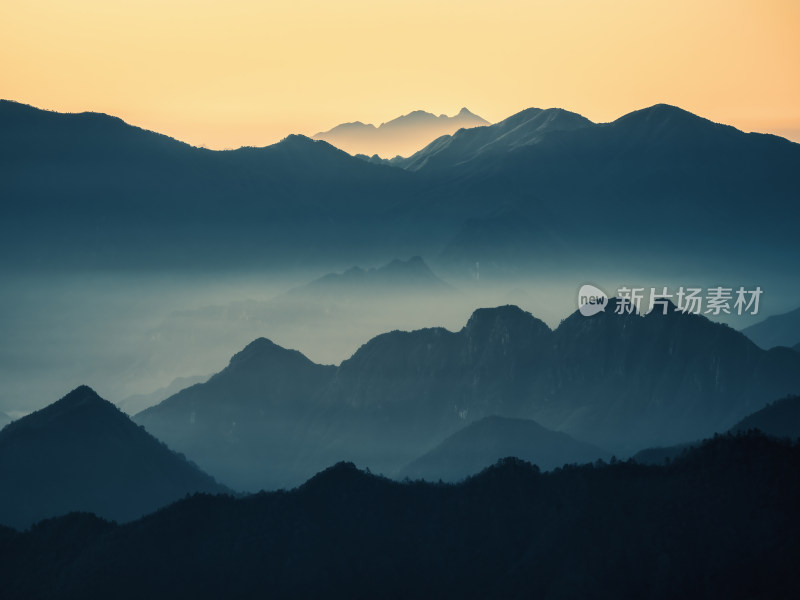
2;0;798;148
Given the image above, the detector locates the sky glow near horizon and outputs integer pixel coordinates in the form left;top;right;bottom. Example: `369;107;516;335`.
2;0;798;148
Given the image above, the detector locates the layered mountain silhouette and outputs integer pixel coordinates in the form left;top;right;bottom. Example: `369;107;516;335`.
0;99;413;270
0;411;10;430
0;386;227;529
742;306;800;349
3;99;798;275
135;302;800;490
136;340;337;490
118;374;208;415
399;416;608;482
2;433;798;598
634;394;800;465
395;106;593;171
409;104;800;274
289;255;451;294
313;108;489;158
134;256;458;375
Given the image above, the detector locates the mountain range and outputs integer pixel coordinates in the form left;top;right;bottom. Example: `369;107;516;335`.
135;301;800;490
312;107;489;158
126;256;460;387
0;386;228;529
2;99;798;278
2;432;798;598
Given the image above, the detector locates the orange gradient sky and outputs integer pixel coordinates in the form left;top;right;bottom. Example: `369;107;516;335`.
2;0;799;149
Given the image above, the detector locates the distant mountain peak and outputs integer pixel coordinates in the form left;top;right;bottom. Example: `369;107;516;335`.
379;255;435;276
313;108;490;158
297;256;451;294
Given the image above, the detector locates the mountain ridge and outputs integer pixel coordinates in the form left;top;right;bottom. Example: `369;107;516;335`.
399;415;609;481
313;107;489;157
135;303;800;490
1;432;798;598
0;386;228;529
2;99;798;274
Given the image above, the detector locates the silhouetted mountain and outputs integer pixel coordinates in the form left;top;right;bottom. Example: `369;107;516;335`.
634;394;800;465
535;299;800;449
742;306;800;349
136;339;337;491
0;386;227;529
136;302;800;490
397;106;593;171
399;416;608;482
1;433;798;598
730;395;800;438
134;256;458;383
313;107;489;158
2;100;798;275
0;411;10;430
0;100;413;270
406;104;800;275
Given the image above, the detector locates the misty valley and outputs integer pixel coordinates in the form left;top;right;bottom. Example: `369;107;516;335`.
1;99;800;598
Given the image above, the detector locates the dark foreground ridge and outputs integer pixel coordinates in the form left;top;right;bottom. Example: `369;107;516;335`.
1;432;798;599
